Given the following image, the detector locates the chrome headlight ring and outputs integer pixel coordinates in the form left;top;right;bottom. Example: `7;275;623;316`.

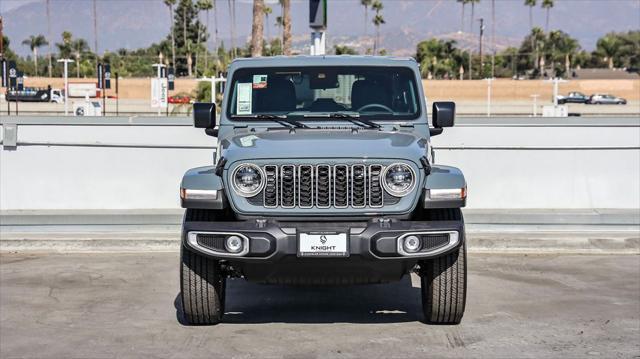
230;163;265;197
381;162;417;197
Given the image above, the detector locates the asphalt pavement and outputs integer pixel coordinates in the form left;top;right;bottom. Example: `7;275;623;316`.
1;252;638;358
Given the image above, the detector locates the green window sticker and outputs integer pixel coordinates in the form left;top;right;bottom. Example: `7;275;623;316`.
252;75;268;89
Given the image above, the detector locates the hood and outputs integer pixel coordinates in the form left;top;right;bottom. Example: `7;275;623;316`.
220;129;427;164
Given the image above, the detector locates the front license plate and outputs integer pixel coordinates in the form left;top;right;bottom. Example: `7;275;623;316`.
298;232;349;257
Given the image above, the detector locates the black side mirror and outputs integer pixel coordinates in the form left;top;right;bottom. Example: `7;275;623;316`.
193;102;217;136
430;102;455;136
433;101;455;128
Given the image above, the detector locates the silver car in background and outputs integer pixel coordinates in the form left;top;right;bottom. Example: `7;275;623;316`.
589;94;627;105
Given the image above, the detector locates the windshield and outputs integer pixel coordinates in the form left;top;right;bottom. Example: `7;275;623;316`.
226;66;420;120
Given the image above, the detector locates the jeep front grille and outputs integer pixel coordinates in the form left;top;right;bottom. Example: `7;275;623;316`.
260;164;387;209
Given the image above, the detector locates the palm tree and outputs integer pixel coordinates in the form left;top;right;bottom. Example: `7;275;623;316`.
250;0;265;57
186;39;194;77
72;38;89;78
525;0;536;68
456;0;468;33
197;0;214;70
469;0;480;33
226;0;237;58
46;0;52;77
361;0;372;36
164;0;177;67
213;0;218;55
531;27;545;72
282;0;291;55
524;0;536;30
92;0;98;55
276;16;284;48
56;31;73;58
263;5;272;40
371;0;384;54
541;0;553;32
596;35;620;69
22;35;48;76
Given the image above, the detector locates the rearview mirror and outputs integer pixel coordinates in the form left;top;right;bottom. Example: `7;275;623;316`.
193;102;217;129
432;102;455;128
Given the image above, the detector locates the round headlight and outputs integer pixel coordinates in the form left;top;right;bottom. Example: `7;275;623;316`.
231;164;264;197
382;163;416;196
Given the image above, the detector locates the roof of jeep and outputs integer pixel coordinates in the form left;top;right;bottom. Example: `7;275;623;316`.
229;55;417;69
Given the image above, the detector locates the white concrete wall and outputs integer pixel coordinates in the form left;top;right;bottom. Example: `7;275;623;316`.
1;117;639;210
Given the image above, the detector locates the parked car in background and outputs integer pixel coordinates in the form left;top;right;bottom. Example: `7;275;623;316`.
556;92;589;104
588;94;627;105
168;95;192;104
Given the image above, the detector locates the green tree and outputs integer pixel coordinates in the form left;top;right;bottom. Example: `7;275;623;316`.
164;0;177;67
456;0;470;33
282;0;291;55
71;38;91;77
197;0;214;71
250;0;265;57
371;0;384;54
595;34;620;69
55;31;74;58
524;0;536;30
170;0;207;76
416;39;464;78
524;0;536;68
541;0;553;32
263;5;272;39
545;30;580;76
22;35;48;76
361;0;372;36
334;45;358;55
468;0;480;32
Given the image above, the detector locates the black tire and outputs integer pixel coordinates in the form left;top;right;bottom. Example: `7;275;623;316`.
418;208;467;324
180;246;226;325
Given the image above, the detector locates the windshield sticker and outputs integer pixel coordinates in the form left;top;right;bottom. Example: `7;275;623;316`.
252;75;268;89
236;83;252;114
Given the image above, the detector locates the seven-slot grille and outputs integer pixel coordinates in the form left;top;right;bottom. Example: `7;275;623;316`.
261;164;386;209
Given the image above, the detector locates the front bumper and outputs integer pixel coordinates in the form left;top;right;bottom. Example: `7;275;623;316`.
182;218;464;262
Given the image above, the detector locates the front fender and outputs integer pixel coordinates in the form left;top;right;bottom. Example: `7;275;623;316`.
180;166;227;209
422;165;467;208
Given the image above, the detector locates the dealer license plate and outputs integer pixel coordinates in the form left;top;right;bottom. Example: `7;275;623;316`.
298;232;349;257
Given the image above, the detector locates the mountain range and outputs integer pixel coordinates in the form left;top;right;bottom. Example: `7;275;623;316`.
3;0;639;57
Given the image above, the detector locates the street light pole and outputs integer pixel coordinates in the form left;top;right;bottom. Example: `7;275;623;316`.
57;59;74;116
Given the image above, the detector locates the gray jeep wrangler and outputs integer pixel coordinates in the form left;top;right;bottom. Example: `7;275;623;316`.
179;56;467;325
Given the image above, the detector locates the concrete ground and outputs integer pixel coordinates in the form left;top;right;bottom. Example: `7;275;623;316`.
1;253;638;358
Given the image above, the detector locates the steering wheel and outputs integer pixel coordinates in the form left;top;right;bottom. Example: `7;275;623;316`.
357;103;393;113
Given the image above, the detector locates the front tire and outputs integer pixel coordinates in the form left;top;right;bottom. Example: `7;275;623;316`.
419;239;467;324
180;246;226;325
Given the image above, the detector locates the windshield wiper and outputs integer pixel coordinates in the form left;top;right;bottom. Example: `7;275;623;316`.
327;112;381;129
231;114;309;129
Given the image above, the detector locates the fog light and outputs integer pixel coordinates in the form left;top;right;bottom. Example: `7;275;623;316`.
403;235;421;253
225;235;244;253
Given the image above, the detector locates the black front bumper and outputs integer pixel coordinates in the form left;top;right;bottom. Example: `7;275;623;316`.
182;218;464;284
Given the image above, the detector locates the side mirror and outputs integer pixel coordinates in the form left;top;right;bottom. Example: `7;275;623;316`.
432;101;455;128
193;102;216;129
193;102;218;136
